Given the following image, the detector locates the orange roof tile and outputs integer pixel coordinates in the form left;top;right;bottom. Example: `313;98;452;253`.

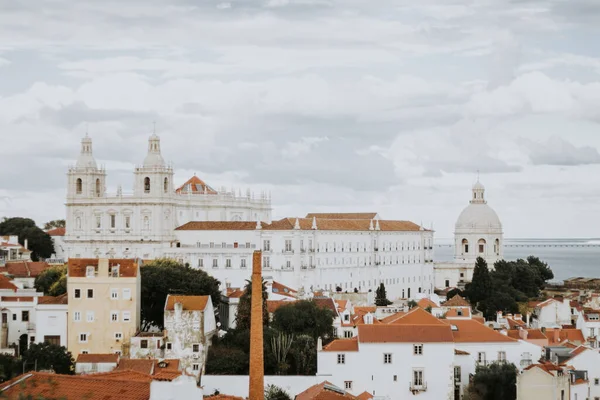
82;369;154;383
68;258;138;277
175;175;218;195
204;395;245;400
0;261;49;277
356;392;373;400
313;298;337;313
506;329;547;340
38;293;68;305
115;359;155;374
0;296;33;302
76;353;119;364
443;295;471;307
267;300;293;314
358;324;454;343
336;299;349;310
165;295;209;311
388;307;448;326
322;338;359;352
47;227;66;236
305;213;378;220
569;346;589;358
525;362;564;376
455;349;470;355
445;308;471;318
0;372;149;400
545;329;585;345
271;281;297;298
295;381;358;400
472;316;485;324
380;311;407;324
444;320;517;343
0;275;17;291
417;298;438;309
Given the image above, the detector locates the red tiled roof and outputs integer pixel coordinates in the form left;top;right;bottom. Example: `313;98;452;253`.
569;346;589;358
115;359;155;375
165;295;209;311
175;175;218;195
271;281;297;298
380;311;407;324
472;316;485;324
417;298;438;309
0;296;33;302
546;329;585;345
506;329;547;340
356;392;373;400
336;300;348;310
0;275;18;291
68;258;138;277
358;324;453;343
455;349;470;355
389;307;448;326
47;227;66;236
295;381;358;400
445;308;471;318
0;372;149;400
524;362;563;376
227;288;245;298
204;395;245;400
82;370;154;383
443;295;471;307
76;353;119;364
38;293;68;305
305;213;378;220
444;320;517;343
313;298;338;314
322;338;359;352
267;300;294;314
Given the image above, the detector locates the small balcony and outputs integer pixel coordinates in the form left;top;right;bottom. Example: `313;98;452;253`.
409;382;427;393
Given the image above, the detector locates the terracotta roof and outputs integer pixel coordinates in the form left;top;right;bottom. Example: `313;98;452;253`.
336;299;349;310
472;316;485;324
443;295;471;307
313;298;338;314
165;295;209;311
152;371;183;381
445;308;471;318
569;346;589;358
525;363;564;376
0;296;33;302
267;300;293;314
506;329;547;340
546;329;585;345
322;338;359;352
380;311;407;324
506;317;526;329
388;307;448;326
175;175;218;195
305;213;378;220
417;298;438;309
76;353;119;364
0;372;149;400
295;381;358;400
204;395;245;400
358;324;453;343
176;218;424;232
444;320;517;343
352;307;380;325
455;349;470;355
47;227;66;236
227;288;245;298
0;275;18;291
356;392;373;400
271;281;297;298
38;293;68;305
82;369;154;383
0;261;50;278
115;359;155;374
68;258;138;277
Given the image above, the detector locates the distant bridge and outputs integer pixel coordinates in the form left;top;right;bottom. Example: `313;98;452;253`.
435;244;600;248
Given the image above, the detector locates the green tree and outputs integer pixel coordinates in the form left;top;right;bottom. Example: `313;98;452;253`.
265;384;292;400
204;346;249;374
445;288;464;299
0;217;54;261
43;220;65;230
465;257;492;306
140;258;221;330
0;354;20;383
235;279;269;331
272;300;334;341
270;332;294;375
22;343;74;375
34;265;67;296
375;283;392;306
464;362;517;400
407;299;417;309
289;334;317;375
527;256;554;286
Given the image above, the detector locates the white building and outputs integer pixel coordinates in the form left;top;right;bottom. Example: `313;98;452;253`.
62;134;271;260
576;310;600;348
533;298;573;329
434;181;504;289
33;294;68;347
0;236;32;266
75;353;119;374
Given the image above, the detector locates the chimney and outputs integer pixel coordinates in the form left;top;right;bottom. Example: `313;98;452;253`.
519;329;528;340
496;311;503;323
249;250;264;400
24;239;28;251
317;337;323;351
526;313;531;328
554;328;560;344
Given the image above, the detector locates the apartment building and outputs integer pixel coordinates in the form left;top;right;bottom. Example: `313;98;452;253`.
67;258;141;357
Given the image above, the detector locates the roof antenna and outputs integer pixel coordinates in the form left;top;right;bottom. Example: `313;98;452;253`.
153;120;156;135
476;169;480;182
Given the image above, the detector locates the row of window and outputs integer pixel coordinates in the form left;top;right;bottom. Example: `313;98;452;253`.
461;238;501;255
73;288;131;300
74;215;152;231
73;310;131;323
342;369;426;391
336;349;507;365
263;240;426;253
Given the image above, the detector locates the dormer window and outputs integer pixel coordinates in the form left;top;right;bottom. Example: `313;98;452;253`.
110;265;120;277
86;266;96;278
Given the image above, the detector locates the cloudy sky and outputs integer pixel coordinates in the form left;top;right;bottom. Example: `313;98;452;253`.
1;0;600;238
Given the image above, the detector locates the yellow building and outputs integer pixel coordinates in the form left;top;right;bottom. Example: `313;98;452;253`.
67;258;141;357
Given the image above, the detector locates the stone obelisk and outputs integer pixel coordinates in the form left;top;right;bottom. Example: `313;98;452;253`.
249;250;264;400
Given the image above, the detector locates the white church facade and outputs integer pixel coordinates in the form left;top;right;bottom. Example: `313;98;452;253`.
434;181;504;289
58;134;501;298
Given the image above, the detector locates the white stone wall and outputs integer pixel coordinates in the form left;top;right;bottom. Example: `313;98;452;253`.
567;349;600;398
34;304;68;347
536;300;572;328
75;361;117;374
201;375;326;398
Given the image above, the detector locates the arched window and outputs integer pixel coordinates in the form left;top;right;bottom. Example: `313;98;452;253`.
76;178;83;194
144;177;151;193
164;177;168;193
478;239;486;254
494;238;500;255
462;239;469;254
95;179;101;197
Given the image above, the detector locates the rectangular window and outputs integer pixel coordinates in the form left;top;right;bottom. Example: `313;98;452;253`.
393;375;397;382
478;352;486;365
595;378;599;385
285;239;292;252
79;333;88;343
111;289;118;300
74;289;81;299
198;259;203;268
498;351;506;362
74;312;81;322
87;289;94;299
141;340;148;349
212;259;218;268
166;342;172;350
225;258;231;268
115;332;123;340
123;311;131;322
22;311;29;322
337;354;345;364
263;256;270;268
413;344;423;355
454;366;461;382
123;288;131;300
263;240;270;251
86;311;94;322
413;369;424;386
344;381;352;390
111;312;118;322
86;266;95;277
192;364;200;371
384;353;392;364
193;344;200;353
110;214;116;228
240;259;247;269
286;260;291;269
12;314;16;321
125;216;131;229
96;216;101;228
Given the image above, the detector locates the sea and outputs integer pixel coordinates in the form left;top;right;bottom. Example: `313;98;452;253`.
434;238;600;282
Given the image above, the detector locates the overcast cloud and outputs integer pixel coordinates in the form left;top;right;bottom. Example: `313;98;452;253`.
1;0;600;238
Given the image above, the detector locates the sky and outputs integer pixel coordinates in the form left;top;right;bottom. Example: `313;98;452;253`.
1;0;600;239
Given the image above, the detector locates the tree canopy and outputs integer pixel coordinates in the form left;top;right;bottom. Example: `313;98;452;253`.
375;283;392;306
34;265;67;296
23;343;75;375
464;362;517;400
272;300;334;341
140;258;221;330
0;217;55;261
465;257;492;305
43;220;66;230
265;385;292;400
235;279;269;331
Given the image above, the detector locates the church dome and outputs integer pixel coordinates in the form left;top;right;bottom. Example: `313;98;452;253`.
454;180;502;233
76;135;98;169
143;134;166;167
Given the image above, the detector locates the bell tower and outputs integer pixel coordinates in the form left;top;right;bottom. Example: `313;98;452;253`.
67;134;106;199
134;134;174;198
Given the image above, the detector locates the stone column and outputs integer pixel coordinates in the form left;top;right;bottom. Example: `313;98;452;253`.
249;250;264;400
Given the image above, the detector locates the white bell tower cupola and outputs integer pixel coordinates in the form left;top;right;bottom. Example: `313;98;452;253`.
67;134;106;198
134;134;174;198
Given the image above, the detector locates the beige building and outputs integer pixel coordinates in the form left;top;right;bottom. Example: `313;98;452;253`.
517;363;570;400
67;258;141;357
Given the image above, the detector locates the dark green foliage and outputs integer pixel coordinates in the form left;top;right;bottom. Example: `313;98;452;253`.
465;257;492;305
445;288;464;299
289;335;317;375
0;354;20;383
465;362;517;400
43;220;65;230
0;217;54;261
235;279;269;331
375;283;392;306
272;301;334;341
265;384;292;400
140;258;221;330
204;346;249;374
34;266;67;296
407;300;417;309
22;343;74;375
